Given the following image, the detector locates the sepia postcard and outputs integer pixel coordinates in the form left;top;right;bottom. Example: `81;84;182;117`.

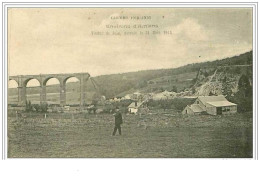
3;5;256;158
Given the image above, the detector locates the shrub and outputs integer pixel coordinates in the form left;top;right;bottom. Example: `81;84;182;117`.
40;103;48;113
228;91;252;113
147;98;195;111
25;100;32;112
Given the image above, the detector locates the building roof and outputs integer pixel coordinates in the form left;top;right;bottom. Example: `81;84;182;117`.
189;104;204;113
198;95;227;105
206;101;237;107
128;102;143;108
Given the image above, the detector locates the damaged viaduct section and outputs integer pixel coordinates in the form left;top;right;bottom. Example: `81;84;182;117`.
9;73;90;106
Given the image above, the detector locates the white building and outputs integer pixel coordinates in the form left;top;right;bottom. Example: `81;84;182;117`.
128;101;144;114
182;95;237;115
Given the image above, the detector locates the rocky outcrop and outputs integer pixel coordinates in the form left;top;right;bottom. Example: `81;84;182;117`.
193;67;251;96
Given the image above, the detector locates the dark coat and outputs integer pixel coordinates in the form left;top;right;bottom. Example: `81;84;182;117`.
114;112;123;125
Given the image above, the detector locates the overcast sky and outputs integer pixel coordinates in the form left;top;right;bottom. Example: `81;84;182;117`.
8;8;252;81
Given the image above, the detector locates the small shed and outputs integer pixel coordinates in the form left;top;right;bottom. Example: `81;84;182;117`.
182;95;237;115
128;101;143;114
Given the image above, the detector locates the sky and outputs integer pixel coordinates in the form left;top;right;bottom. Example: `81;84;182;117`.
8;8;252;87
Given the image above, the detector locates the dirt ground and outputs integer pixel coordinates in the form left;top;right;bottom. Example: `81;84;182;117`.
7;111;253;158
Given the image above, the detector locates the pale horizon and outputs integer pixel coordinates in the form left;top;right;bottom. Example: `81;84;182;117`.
8;8;253;87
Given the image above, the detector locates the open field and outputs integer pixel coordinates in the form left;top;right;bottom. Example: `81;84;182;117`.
8;111;253;158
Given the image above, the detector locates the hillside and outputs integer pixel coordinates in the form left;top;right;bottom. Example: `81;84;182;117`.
8;51;253;105
88;51;252;98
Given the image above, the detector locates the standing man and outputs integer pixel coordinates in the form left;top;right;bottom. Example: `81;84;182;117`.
112;107;123;136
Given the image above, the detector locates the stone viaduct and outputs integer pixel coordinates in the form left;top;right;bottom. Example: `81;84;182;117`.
9;73;90;106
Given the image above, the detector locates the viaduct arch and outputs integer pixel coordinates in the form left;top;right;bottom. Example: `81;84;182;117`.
9;73;90;106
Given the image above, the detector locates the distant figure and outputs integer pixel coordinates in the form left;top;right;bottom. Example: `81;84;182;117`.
16;111;22;118
112;107;123;136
